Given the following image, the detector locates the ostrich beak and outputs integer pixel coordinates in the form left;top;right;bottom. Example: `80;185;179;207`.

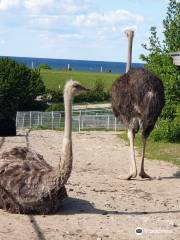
78;85;90;93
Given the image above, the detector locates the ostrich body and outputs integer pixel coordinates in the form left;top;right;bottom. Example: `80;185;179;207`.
111;30;164;179
0;80;88;214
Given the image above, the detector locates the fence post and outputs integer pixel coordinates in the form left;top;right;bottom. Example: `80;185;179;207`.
37;112;40;126
115;117;117;132
59;113;61;129
22;112;25;129
79;111;81;132
30;111;32;129
107;115;110;129
41;112;43;126
16;112;18;128
52;111;54;130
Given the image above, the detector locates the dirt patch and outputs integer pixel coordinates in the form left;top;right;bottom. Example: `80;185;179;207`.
0;130;179;240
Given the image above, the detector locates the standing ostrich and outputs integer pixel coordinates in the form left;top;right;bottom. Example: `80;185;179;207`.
111;30;164;180
0;80;89;214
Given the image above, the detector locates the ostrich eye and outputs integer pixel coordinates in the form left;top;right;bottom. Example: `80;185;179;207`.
74;84;82;89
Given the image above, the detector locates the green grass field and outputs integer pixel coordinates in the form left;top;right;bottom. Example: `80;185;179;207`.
40;69;119;90
120;132;180;166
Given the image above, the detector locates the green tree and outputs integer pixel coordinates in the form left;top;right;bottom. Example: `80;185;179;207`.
140;0;180;142
0;58;45;107
163;0;180;51
0;58;45;135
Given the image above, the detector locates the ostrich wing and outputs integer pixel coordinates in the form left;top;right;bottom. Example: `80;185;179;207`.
0;147;63;213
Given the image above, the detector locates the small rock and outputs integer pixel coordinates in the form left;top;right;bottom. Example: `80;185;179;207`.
69;188;74;192
102;211;108;215
156;176;162;180
103;234;110;238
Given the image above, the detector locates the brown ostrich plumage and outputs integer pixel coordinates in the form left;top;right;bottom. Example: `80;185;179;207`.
0;80;88;214
0;147;67;214
112;68;164;138
111;68;164;179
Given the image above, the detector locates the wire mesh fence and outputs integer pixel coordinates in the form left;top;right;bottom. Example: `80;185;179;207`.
16;110;124;132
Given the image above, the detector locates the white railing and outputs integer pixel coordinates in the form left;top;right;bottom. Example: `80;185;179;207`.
16;110;124;132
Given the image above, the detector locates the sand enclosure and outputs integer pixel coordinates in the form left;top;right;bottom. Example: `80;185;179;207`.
0;130;179;240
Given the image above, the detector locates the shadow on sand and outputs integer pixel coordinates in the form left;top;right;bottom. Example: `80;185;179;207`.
159;170;180;179
28;215;46;240
58;197;180;216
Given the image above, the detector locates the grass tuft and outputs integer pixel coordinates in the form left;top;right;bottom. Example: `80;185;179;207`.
119;131;180;166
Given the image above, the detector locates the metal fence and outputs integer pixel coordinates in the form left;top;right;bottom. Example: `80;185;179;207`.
16;110;124;131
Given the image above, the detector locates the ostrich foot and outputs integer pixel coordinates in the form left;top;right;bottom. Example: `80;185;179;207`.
118;173;137;180
139;171;151;179
126;173;137;180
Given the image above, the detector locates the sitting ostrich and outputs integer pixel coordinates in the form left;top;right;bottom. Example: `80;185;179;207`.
111;30;164;180
0;80;89;214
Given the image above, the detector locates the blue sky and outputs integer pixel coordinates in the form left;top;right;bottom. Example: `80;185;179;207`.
0;0;170;62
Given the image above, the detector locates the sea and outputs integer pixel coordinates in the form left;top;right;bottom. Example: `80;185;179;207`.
1;56;144;74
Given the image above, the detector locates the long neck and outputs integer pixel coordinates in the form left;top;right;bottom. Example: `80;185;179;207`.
58;91;73;185
64;93;72;139
125;30;134;73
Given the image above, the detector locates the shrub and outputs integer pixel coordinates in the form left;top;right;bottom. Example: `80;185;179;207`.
44;89;63;103
39;64;51;70
45;80;110;104
0;58;45;111
74;80;110;103
151;106;180;142
140;0;180;142
46;103;64;112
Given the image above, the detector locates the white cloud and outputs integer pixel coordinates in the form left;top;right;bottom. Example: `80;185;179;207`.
60;0;93;13
23;0;93;14
0;0;19;11
73;10;144;27
24;0;54;13
57;33;83;39
27;14;60;29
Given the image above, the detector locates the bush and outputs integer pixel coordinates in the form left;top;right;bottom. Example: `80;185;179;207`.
74;80;110;103
46;103;64;112
0;58;45;111
44;89;63;103
39;64;51;70
140;1;180;142
19;100;48;111
151;106;180;142
45;80;110;105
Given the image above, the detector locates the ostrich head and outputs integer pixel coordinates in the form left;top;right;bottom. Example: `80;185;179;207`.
64;80;89;98
124;29;134;39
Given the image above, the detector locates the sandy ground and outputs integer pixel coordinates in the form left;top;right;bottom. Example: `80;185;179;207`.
0;130;179;240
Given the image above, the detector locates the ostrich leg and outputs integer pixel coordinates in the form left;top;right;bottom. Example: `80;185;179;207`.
126;129;137;180
139;136;151;179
